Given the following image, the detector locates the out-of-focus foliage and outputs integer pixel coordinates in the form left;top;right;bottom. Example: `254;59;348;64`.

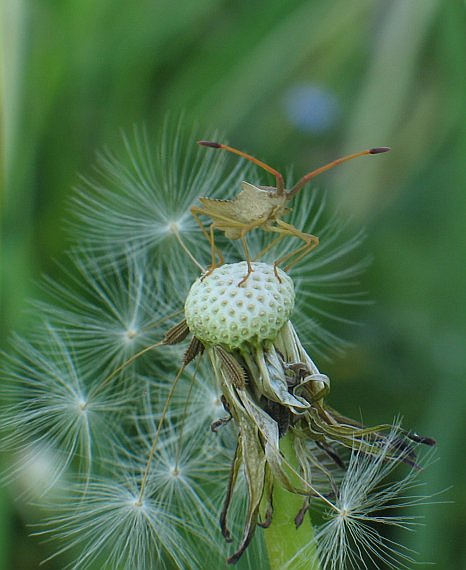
2;0;465;568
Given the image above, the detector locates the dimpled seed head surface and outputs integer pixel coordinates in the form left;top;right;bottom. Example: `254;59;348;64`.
184;262;295;349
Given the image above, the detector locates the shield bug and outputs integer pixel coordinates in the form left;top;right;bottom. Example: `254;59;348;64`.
192;141;390;285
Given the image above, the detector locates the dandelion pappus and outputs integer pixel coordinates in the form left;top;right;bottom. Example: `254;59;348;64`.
192;141;390;285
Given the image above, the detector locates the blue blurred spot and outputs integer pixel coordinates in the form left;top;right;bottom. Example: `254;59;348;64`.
283;84;340;134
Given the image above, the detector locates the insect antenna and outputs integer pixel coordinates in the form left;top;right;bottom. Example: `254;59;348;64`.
287;146;391;198
198;140;285;195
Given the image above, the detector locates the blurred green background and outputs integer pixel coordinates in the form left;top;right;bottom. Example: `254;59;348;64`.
2;0;465;568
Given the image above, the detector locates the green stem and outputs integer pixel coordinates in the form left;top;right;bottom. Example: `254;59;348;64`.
264;432;321;570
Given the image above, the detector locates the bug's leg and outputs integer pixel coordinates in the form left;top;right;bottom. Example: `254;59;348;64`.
232;221;264;286
250;225;288;281
282;234;319;271
237;233;254;286
191;207;224;274
272;219;319;273
252;233;287;263
251;230;287;281
200;223;223;280
209;223;220;268
190;207;211;244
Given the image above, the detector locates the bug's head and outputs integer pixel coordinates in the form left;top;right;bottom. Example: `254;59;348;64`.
198;141;390;200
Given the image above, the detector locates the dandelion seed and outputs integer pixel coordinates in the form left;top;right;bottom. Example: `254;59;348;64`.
35;251;182;368
131;419;228;528
69;120;252;271
0;328;132;490
39;475;207;570
308;430;435;570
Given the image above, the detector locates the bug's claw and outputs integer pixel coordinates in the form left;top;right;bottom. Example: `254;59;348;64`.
201;264;218;281
237;272;251;287
237;260;254;287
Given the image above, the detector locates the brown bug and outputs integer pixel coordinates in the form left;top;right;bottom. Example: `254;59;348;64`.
192;141;390;285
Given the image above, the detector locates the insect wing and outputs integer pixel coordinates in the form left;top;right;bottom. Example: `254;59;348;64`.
198;197;239;220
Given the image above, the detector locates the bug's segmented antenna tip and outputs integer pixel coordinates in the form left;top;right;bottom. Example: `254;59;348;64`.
197;140;221;148
369;146;391;154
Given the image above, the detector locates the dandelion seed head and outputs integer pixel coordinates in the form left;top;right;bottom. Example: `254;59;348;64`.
185;261;294;349
168;464;181;478
1;118;435;569
338;507;349;519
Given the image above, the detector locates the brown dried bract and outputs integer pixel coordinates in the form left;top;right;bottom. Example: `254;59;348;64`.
183;336;204;365
215;346;247;389
163;319;190;345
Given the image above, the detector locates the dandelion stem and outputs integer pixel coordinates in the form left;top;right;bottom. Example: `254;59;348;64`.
90;341;165;398
264;432;321;570
174;360;199;470
137;361;186;503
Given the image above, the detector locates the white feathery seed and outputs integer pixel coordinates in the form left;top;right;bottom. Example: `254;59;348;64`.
0;328;132;490
35;251;181;368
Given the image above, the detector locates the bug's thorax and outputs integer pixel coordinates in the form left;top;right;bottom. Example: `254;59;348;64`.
236;181;288;222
